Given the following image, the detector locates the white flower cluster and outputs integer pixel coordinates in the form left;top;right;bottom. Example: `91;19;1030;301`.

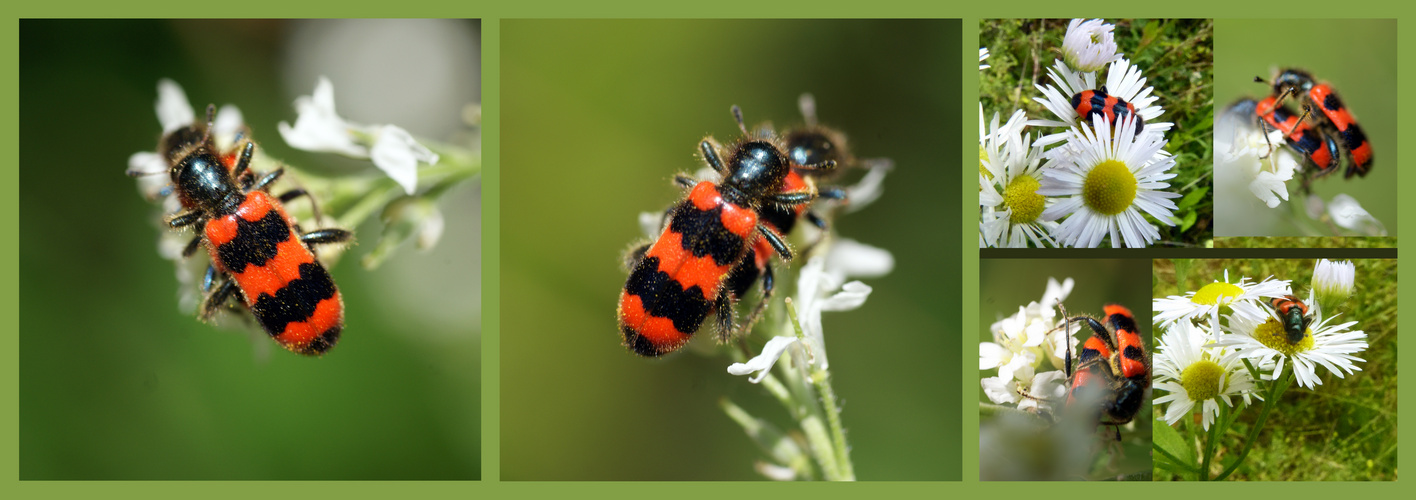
978;277;1076;414
1216;94;1386;236
980;19;1182;248
1151;261;1367;430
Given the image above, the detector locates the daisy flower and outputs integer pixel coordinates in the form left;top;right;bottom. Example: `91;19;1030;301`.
1215;101;1298;208
1153;320;1262;430
978;104;1027;186
1030;58;1170;147
980;107;1057;247
1312;259;1355;312
1060;19;1122;73
1036;114;1181;248
979;47;990;70
1153;270;1291;331
1217;300;1368;389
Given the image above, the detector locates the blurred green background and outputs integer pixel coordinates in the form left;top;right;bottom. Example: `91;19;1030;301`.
1213;19;1396;236
980;19;1214;246
19;20;480;479
978;259;1154;479
1152;259;1397;480
501;20;959;480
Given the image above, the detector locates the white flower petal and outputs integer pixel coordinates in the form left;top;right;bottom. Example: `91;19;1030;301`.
370;124;438;194
728;336;799;383
155;78;195;134
824;239;894;280
278;77;367;157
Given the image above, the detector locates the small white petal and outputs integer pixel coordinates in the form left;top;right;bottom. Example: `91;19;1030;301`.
155;78;195;134
638;211;665;239
728;336;799;383
981;376;1019;404
278;77;367;157
416;207;445;250
844;160;890;212
980;342;1009;370
370;124;437;194
212;105;245;138
1327;194;1387;236
824;239;894;280
817;281;872;312
128;152;169;200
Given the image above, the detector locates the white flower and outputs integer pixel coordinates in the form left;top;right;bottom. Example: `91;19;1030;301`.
979;47;991;70
981;305;1048;381
793;247;885;370
155;78;196;134
1152;320;1262;430
842;159;891;213
127;79;245;200
1216;101;1298;208
728;336;799;383
1030;58;1169;145
1217;301;1368;389
1061;19;1122;73
1018;370;1067;412
1327;194;1388;236
1035;277;1077;368
981;369;1066;412
1312;259;1355;312
1037;114;1181;248
1153;269;1291;331
980;107;1058;248
278;76;439;195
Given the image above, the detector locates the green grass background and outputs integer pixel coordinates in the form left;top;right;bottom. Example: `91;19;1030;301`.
500;19;960;481
18;20;480;479
1152;259;1397;480
1212;19;1397;237
979;258;1154;479
979;19;1214;247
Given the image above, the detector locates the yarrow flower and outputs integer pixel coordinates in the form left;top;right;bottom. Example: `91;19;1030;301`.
1153;270;1291;331
1061;19;1122;73
1215;106;1299;209
1217;300;1368;389
1037;114;1181;248
278;76;439;195
981;277;1073;386
979;107;1057;248
1152;320;1262;430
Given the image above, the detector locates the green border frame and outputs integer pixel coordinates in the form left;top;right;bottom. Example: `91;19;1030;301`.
4;2;1412;496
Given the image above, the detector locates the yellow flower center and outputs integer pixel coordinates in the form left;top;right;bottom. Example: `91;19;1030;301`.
1082;159;1138;215
1253;317;1315;356
1003;175;1044;223
979;144;993;182
1180;359;1225;402
1192;282;1244;306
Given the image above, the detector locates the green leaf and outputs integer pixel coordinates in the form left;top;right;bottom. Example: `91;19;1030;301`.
1179;210;1198;232
1153;420;1196;478
1177;186;1209;210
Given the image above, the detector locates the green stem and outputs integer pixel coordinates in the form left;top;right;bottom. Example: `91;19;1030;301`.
1213;367;1294;480
1200;404;1221;480
786;299;855;481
